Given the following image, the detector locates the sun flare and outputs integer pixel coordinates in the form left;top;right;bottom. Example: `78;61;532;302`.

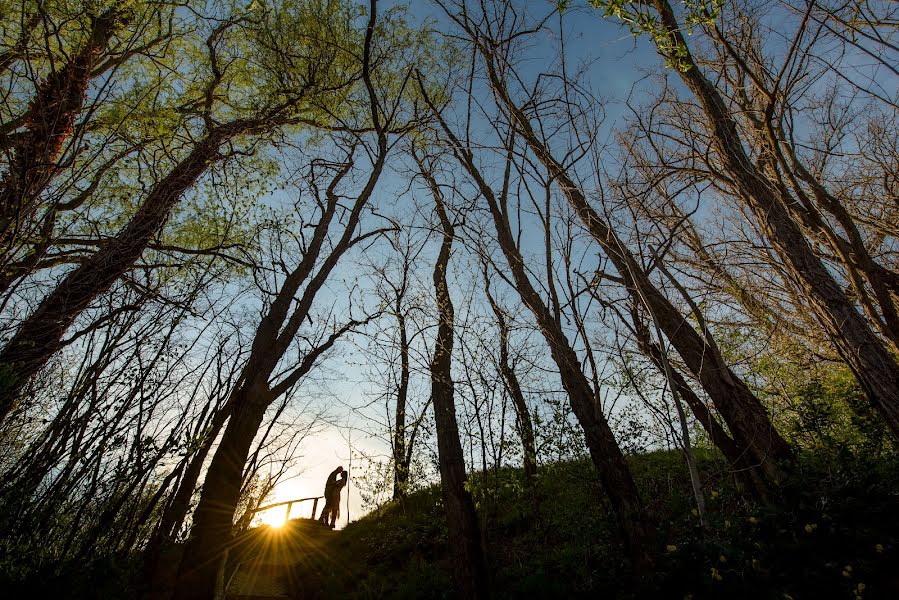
256;505;289;529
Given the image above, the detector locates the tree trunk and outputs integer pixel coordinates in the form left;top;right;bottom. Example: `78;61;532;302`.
652;0;899;438
142;404;231;600
0;8;122;252
173;384;269;600
171;138;383;599
426;167;490;599
393;313;411;500
0;134;222;421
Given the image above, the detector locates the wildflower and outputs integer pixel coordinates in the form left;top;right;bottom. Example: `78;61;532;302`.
804;523;817;533
666;544;678;553
719;555;727;564
875;544;884;553
710;567;723;582
710;490;719;500
724;519;731;529
751;559;761;571
748;516;759;524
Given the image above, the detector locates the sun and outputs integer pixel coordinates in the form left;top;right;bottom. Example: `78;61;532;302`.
256;505;289;529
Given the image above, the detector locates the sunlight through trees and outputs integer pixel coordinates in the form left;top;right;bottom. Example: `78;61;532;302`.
0;0;897;598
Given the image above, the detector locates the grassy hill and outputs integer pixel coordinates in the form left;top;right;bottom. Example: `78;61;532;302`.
4;450;897;599
290;450;899;599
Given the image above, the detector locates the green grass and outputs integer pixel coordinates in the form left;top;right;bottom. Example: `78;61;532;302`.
292;450;899;599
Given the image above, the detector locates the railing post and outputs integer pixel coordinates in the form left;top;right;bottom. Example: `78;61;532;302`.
285;501;292;522
312;497;319;519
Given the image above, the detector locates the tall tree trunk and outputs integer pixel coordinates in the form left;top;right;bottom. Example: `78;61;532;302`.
424;166;490;599
0;8;122;252
173;384;270;600
484;280;537;485
393;312;411;500
473;43;792;482
651;0;899;438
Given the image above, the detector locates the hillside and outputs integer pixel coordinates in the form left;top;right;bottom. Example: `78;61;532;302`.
289;451;899;599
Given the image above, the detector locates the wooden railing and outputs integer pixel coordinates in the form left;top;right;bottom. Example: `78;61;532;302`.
251;495;324;522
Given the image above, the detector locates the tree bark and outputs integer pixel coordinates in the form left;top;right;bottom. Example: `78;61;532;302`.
474;43;792;482
651;0;899;438
0;8;122;252
484;280;537;485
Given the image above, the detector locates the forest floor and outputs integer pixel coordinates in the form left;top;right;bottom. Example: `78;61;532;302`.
286;449;899;599
6;450;898;599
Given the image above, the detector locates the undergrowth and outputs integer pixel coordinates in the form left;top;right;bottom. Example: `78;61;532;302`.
293;449;899;599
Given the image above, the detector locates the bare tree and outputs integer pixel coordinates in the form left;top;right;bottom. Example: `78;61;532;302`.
439;0;790;491
172;3;424;595
416;150;490;600
611;0;899;435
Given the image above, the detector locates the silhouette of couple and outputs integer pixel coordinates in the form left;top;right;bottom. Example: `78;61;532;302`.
318;466;348;529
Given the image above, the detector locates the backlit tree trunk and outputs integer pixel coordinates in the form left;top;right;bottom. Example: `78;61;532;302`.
423;163;490;599
173;382;270;600
650;0;899;438
469;30;793;482
0;8;123;253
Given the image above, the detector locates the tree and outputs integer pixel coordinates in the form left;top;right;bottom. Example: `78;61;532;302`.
416;149;490;599
592;0;899;436
172;2;426;595
437;0;790;496
419;75;655;569
0;0;363;420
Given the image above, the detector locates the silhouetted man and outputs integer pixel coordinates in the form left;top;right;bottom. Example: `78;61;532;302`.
318;466;348;529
